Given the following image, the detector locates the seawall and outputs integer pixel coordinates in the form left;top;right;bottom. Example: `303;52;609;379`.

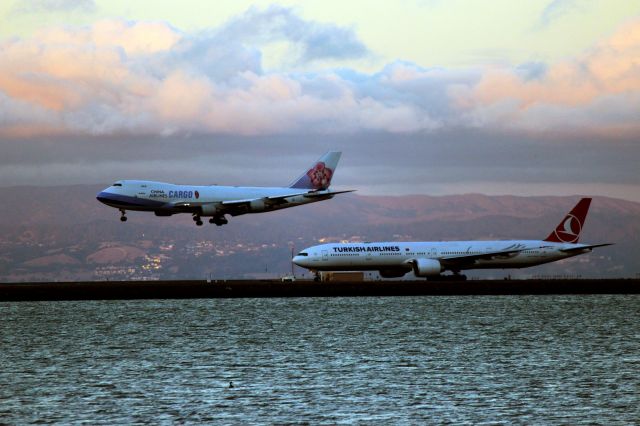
0;279;638;301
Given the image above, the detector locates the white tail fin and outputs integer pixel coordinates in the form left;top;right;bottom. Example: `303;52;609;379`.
289;151;342;190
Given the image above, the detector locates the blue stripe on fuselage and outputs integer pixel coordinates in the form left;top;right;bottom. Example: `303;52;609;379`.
96;191;165;209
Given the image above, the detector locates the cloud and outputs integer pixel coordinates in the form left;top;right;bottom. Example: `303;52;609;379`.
12;0;96;14
216;5;369;63
537;0;579;28
0;9;639;138
459;18;640;135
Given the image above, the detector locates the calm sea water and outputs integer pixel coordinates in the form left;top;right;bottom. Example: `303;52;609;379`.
1;295;639;424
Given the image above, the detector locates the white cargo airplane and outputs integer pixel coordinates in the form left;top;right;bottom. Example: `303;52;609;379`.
293;198;612;280
97;151;352;226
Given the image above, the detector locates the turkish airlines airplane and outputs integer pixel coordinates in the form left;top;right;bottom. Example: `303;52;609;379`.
97;151;352;226
293;198;612;280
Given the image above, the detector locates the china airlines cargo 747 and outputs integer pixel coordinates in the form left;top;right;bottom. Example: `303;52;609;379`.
97;151;352;226
293;198;612;280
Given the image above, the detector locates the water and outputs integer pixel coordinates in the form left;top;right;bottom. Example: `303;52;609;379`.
1;295;639;424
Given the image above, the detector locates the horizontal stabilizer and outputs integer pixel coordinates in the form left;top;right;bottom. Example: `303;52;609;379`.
560;243;613;253
304;189;356;198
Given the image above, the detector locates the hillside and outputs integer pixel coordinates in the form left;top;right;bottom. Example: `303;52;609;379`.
0;185;638;281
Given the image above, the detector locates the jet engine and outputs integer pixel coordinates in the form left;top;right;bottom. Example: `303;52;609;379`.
200;203;221;216
412;258;442;277
249;199;267;212
379;269;408;278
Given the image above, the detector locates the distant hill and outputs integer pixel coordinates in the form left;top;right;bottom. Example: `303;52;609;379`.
0;185;638;281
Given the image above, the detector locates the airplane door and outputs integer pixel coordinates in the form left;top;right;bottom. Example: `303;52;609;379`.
322;250;328;261
429;248;437;258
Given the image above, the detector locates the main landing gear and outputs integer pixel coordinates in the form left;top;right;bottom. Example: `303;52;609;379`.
209;216;228;226
119;209;127;222
193;214;228;226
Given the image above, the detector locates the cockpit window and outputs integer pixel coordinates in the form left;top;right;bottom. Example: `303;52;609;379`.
297;252;308;257
113;183;123;187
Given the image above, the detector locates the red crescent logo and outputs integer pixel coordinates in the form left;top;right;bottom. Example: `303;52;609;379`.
195;190;200;199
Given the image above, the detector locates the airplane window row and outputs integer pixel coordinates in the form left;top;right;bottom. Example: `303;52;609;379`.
443;251;480;255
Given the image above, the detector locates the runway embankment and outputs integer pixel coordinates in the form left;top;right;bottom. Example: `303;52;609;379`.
0;279;638;301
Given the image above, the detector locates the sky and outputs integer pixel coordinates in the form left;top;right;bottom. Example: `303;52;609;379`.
0;0;639;201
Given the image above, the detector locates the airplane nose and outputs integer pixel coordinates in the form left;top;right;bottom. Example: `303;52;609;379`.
96;191;113;204
292;256;306;267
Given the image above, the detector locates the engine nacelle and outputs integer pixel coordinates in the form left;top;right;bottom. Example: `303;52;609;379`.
249;199;267;212
412;258;442;277
200;203;221;216
379;269;409;278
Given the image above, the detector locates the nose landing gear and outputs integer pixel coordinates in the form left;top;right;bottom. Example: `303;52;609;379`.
192;214;203;226
119;209;127;222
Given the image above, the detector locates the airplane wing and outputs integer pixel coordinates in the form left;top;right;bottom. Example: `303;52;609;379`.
221;192;307;207
437;245;529;269
222;189;356;209
162;201;203;212
559;243;613;253
160;189;356;217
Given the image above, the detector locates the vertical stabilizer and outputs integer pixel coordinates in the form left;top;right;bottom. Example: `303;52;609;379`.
544;198;592;243
289;151;342;190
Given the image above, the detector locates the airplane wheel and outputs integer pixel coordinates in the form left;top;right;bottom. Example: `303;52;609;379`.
196;220;203;226
209;218;215;224
120;216;127;222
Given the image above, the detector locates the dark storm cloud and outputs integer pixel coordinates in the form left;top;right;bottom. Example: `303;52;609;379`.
0;8;639;201
1;132;637;202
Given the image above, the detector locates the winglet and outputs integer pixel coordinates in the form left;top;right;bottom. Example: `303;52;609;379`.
544;198;592;243
289;152;342;190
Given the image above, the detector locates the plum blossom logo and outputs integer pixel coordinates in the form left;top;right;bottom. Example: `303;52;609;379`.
307;162;333;189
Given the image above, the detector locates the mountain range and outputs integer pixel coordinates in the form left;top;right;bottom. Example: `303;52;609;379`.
0;185;638;281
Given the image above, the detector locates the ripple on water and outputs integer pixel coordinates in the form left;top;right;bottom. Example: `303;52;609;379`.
0;295;639;423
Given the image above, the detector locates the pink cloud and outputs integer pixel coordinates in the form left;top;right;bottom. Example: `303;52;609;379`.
0;12;639;138
462;18;640;134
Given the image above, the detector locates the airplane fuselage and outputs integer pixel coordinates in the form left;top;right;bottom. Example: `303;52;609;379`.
97;180;328;214
96;151;350;226
293;240;597;276
293;198;610;278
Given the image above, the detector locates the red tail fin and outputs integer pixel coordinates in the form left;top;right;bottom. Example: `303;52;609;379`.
544;198;592;243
